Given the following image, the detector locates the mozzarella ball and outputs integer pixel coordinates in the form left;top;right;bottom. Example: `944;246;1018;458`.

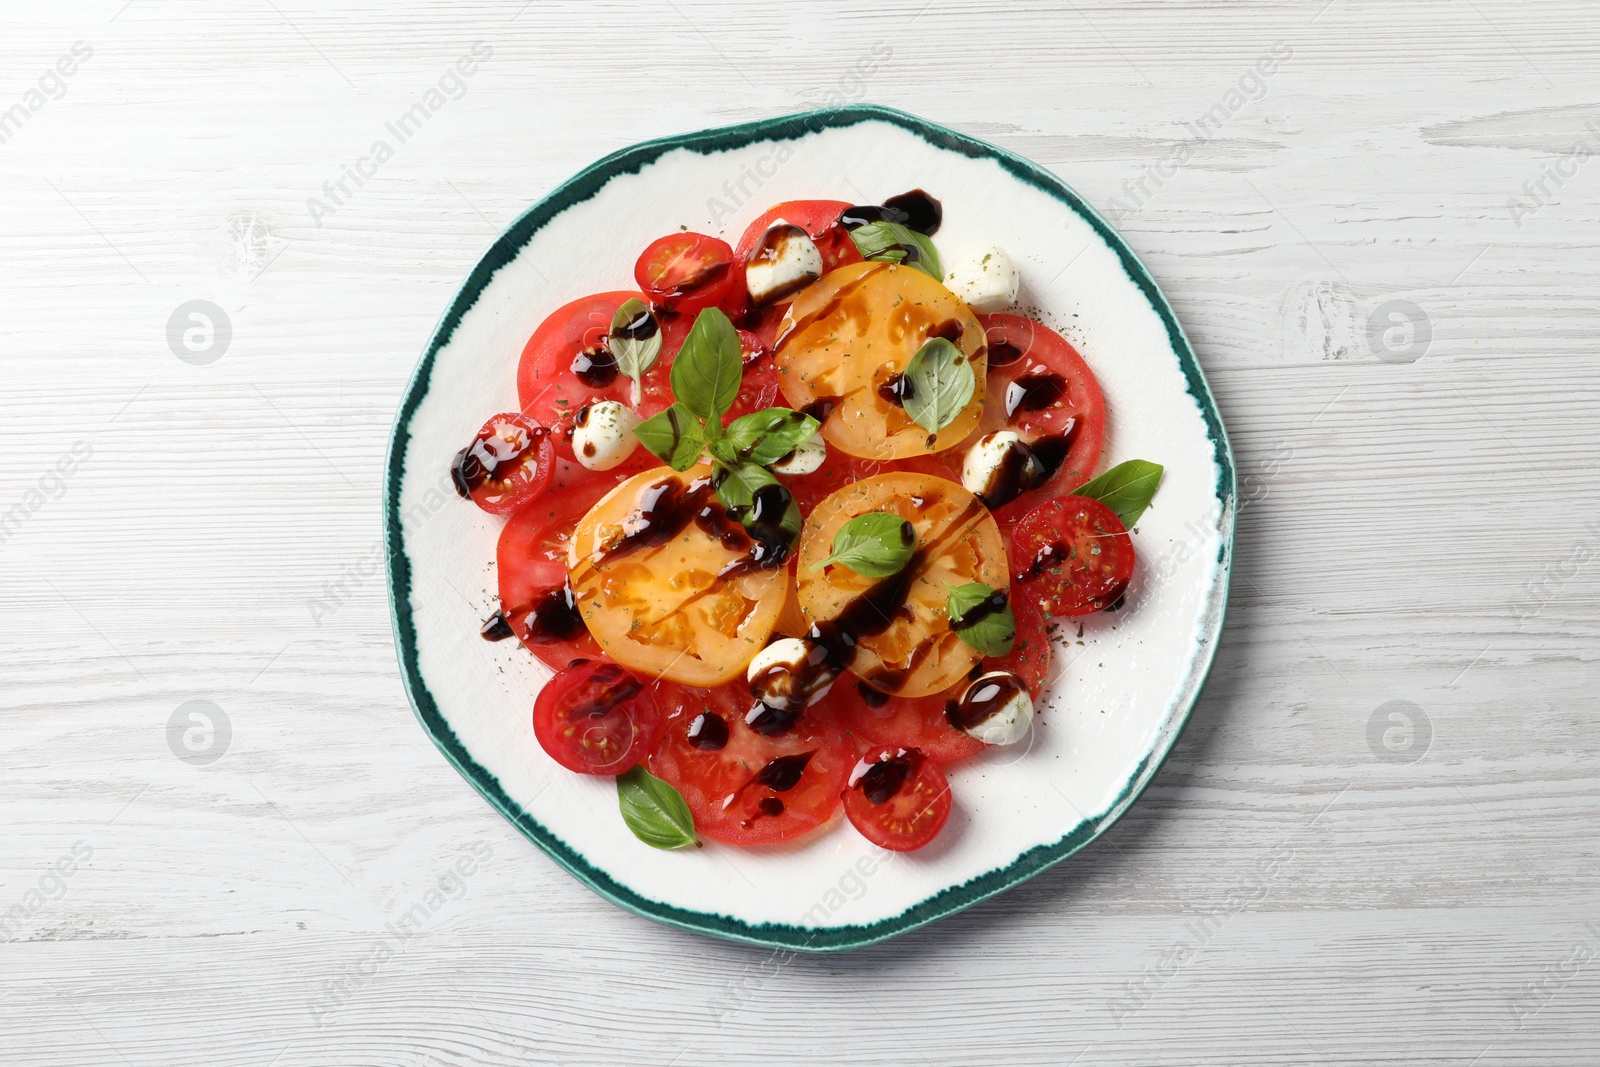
944;244;1020;313
747;636;836;711
770;433;827;476
572;400;641;471
746;219;824;304
957;671;1034;746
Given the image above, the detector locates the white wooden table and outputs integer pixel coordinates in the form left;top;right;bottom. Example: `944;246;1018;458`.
4;2;1598;1064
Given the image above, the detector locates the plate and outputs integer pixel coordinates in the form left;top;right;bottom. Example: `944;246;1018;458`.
385;105;1234;951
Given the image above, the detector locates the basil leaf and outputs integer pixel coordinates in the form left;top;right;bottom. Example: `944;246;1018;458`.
1073;459;1165;529
714;460;802;551
633;403;705;472
900;337;975;436
813;511;916;578
616;766;697;850
670;307;743;429
608;298;663;405
946;582;1016;657
847;220;942;280
722;407;819;466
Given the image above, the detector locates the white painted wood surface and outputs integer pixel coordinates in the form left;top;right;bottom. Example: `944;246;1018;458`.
2;1;1597;1064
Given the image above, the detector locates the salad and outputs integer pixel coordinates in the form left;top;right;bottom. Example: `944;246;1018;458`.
452;190;1163;853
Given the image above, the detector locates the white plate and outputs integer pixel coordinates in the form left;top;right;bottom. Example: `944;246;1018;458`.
385;105;1235;951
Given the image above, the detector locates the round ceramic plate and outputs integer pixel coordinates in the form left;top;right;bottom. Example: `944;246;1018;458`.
385;105;1234;952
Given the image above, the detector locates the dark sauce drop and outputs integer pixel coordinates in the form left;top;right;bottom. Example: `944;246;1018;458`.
752;751;814;792
946;672;1027;731
857;681;891;709
852;750;918;805
876;372;913;408
521;582;585;643
715;479;796;577
744;701;801;737
570;345;618;388
1026;420;1079;480
1005;372;1068;418
838;189;943;235
687;712;729;752
479;610;516;642
757;797;784;817
987;338;1025;368
1018;541;1067;583
450;446;484;498
927;318;963;343
573;664;643;718
800;395;841;423
974;437;1044;511
950;588;1009;633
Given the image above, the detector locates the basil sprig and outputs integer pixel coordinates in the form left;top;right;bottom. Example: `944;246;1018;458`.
616;766;698;850
946;582;1016;657
609;298;663;407
1073;459;1165;529
631;307;819;551
812;511;916;577
848;220;943;281
900;337;975;436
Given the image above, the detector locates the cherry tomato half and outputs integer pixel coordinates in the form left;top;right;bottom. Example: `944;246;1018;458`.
734;200;863;276
635;232;743;315
1011;495;1135;618
496;477;618;671
647;680;854;846
842;746;952;852
533;659;662;775
451;412;555;515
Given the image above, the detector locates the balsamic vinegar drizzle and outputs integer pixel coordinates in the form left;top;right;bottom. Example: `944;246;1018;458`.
852;749;918;805
857;681;891;709
579;474;791;579
1005;371;1068;418
876;372;913;408
986;338;1025;367
479;610;516;642
975;420;1082;510
751;751;814;791
744;701;801;737
799;395;841;423
686;712;729;752
570;344;619;388
838;189;943;236
520;582;585;643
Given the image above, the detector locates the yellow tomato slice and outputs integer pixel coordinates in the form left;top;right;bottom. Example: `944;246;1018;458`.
774;262;987;461
568;465;785;686
796;472;1007;698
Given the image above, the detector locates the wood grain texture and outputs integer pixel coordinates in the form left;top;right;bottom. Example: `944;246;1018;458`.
2;0;1598;1063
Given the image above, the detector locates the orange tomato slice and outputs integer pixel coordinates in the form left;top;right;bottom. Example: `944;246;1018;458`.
774;262;987;461
567;465;786;686
795;472;1007;698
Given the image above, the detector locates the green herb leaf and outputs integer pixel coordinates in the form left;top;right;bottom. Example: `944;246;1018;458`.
714;460;802;550
900;337;975;436
848;220;943;280
1072;459;1165;529
813;511;916;577
722;407;820;466
616;766;698;850
946;582;1016;657
633;403;705;472
670;307;743;430
608;298;663;405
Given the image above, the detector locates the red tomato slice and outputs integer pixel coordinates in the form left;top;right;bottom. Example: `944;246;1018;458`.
839;679;984;762
635;232;743;316
647;680;854;846
517;291;675;468
495;478;618;670
726;331;780;423
451;412;555;515
1011;495;1135;618
942;314;1107;535
842;746;952;852
533;659;661;775
734;200;863;277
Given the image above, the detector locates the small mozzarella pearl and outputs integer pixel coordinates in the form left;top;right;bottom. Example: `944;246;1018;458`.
747;636;835;711
770;433;826;476
958;671;1034;746
571;400;640;471
746;219;824;304
962;430;1024;497
944;244;1020;313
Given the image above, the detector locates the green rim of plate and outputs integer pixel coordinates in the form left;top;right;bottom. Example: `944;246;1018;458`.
384;104;1236;953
